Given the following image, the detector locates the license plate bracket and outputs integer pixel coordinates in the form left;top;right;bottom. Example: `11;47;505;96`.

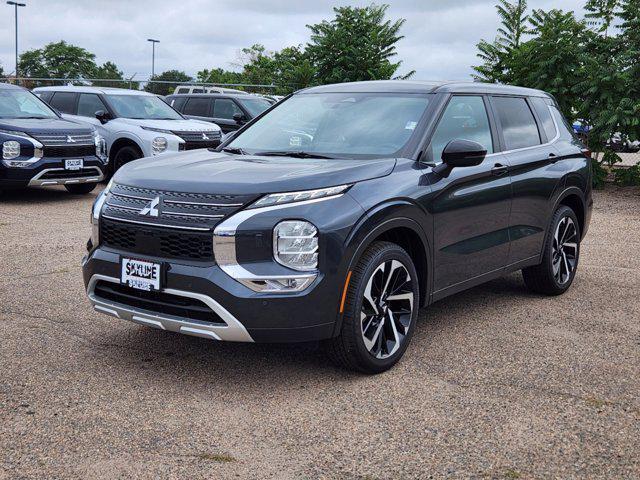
65;158;83;171
120;257;162;291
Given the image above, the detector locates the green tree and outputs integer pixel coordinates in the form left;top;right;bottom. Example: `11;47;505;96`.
19;41;97;80
473;0;529;82
144;69;192;95
195;67;244;86
306;4;412;84
93;61;127;88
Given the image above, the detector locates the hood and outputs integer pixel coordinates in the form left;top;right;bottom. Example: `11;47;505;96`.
0;117;93;135
114;150;396;195
115;118;221;132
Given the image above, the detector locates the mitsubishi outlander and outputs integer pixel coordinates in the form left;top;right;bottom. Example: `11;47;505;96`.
83;81;592;373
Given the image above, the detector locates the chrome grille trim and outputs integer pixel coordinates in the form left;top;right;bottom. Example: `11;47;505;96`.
101;214;211;231
31;132;94;146
163;199;244;208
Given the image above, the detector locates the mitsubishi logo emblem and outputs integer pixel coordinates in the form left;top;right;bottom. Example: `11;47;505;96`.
139;196;160;217
66;135;76;143
202;133;210;140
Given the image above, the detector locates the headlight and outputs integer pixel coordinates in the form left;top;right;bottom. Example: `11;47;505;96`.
89;179;113;248
273;220;318;271
2;140;20;160
94;133;107;162
151;136;168;155
250;184;351;209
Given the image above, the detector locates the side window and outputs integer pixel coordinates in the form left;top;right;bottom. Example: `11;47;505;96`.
175;87;189;94
49;92;78;114
192;88;205;94
213;98;243;120
493;96;541;150
170;97;187;112
430;96;493;162
37;91;53;103
77;94;107;117
183;97;211;116
529;97;557;141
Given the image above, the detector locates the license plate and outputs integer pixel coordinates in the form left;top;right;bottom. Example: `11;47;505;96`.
65;158;83;170
121;258;161;291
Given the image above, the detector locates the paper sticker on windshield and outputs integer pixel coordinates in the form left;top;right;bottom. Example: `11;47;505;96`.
405;121;417;130
289;136;302;147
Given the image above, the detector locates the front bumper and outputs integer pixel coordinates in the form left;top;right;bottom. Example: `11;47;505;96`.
1;156;106;188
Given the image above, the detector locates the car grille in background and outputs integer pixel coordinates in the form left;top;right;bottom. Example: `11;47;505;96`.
31;132;94;145
173;130;222;151
93;281;227;324
100;183;258;261
41;168;102;180
43;145;96;157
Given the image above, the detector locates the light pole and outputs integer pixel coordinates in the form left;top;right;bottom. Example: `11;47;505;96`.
147;38;159;91
7;1;26;80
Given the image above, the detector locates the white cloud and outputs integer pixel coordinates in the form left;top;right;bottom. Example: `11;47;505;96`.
0;0;586;82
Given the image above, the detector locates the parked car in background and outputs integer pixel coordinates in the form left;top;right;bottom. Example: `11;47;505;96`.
1;83;107;194
84;80;592;373
165;93;272;133
173;85;248;95
34;86;222;173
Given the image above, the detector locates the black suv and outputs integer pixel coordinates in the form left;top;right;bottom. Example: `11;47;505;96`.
0;83;107;194
165;93;272;133
83;81;592;373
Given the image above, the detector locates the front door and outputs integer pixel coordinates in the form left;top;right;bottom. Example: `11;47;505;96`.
425;95;512;293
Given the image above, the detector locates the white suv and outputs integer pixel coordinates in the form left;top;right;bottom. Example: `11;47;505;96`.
34;86;222;172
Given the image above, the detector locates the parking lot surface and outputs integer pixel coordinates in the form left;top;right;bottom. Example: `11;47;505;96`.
1;185;638;479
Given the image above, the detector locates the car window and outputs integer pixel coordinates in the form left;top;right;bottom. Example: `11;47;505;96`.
175;87;189;94
192;88;205;94
50;92;78;115
106;94;183;120
430;96;494;161
170;97;187;111
0;89;58;119
213;99;243;119
37;91;53;103
493;96;541;150
77;93;107;117
183;97;211;117
237;97;271;117
529;96;557;141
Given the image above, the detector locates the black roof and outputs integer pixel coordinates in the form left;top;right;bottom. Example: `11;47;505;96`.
0;82;24;91
299;80;551;98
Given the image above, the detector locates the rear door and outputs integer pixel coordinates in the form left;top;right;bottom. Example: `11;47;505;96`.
181;96;214;123
49;92;79;116
427;95;512;294
490;95;562;265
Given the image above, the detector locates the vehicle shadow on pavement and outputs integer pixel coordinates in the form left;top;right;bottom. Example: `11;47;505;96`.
93;273;532;388
0;186;100;204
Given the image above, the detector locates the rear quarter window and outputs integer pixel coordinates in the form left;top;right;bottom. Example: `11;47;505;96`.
493;96;541;150
530;96;557;142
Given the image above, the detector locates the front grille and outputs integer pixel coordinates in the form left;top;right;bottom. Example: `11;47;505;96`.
31;132;94;145
94;281;226;324
43;144;95;157
101;218;214;261
180;140;220;150
172;130;222;142
41;168;101;180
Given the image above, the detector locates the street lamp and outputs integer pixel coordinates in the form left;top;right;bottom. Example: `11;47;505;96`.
147;38;160;91
7;1;26;80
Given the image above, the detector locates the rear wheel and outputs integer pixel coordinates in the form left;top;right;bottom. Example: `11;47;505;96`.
65;183;97;195
112;145;142;173
522;205;580;295
325;241;419;374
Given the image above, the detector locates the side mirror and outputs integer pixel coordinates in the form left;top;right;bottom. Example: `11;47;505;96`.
95;110;111;124
233;112;246;124
441;139;487;167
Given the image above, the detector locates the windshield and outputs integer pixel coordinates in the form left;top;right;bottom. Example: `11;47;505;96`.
228;93;430;158
0;89;58;119
237;97;271;117
106;94;183;120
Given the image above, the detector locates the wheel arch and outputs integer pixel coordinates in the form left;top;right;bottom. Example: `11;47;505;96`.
553;187;586;239
109;137;144;162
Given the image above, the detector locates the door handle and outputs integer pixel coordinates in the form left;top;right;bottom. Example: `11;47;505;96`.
491;163;509;176
548;152;558;164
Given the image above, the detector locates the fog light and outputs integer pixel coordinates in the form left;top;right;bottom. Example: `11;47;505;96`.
273;220;318;271
3;140;20;160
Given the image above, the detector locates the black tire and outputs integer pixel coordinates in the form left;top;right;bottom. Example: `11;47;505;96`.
112;145;142;173
65;183;98;195
325;241;419;374
522;205;581;295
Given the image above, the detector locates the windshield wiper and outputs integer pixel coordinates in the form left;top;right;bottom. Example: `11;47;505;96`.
253;150;335;159
16;116;50;119
222;147;248;155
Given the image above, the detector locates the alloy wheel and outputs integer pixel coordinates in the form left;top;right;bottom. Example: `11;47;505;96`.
361;259;415;359
552;216;578;285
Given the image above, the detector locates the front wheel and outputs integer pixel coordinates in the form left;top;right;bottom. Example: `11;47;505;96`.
325;241;419;374
112;145;142;173
522;205;580;295
65;183;97;195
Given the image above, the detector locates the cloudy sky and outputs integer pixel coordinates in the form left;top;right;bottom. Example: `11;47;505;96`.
0;0;585;83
